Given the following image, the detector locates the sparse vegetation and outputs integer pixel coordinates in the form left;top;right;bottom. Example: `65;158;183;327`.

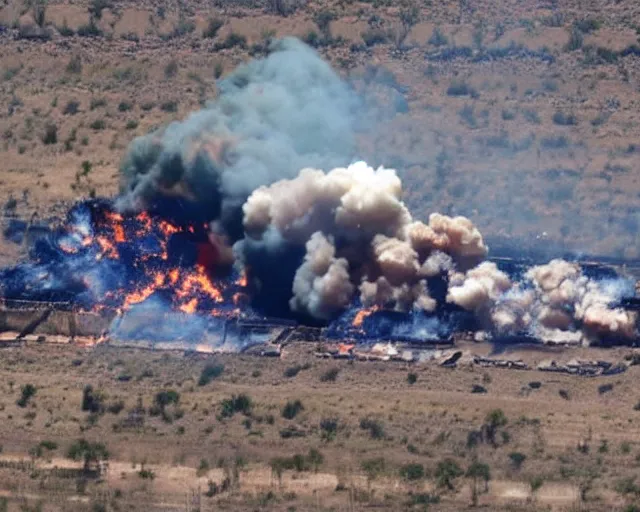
320;368;340;382
198;363;225;386
203;18;224;39
282;399;304;420
17;384;36;408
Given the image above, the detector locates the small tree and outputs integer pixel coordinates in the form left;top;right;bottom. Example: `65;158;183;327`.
17;384;36;408
67;439;109;475
396;0;419;49
436;459;463;490
361;457;386;490
484;409;507;447
529;475;544;502
466;460;491;506
307;448;324;473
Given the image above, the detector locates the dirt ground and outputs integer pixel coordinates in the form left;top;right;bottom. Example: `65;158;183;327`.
0;340;638;510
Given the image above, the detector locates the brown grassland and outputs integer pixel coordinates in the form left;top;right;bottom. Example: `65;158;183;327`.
1;0;640;509
0;340;639;511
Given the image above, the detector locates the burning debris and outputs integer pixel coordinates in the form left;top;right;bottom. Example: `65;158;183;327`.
0;37;638;350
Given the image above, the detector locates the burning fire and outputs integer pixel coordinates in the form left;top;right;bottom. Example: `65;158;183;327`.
352;306;380;329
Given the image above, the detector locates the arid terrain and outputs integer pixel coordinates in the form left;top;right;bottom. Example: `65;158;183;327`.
1;0;640;259
0;339;639;511
2;0;640;510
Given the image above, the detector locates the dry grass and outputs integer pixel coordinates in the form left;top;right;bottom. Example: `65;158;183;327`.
0;341;638;510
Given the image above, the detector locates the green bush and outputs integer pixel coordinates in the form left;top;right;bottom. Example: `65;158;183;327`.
42;124;58;145
203;18;224;39
198;363;224;386
282;399;304;420
320;368;340;382
220;394;252;418
400;462;425;481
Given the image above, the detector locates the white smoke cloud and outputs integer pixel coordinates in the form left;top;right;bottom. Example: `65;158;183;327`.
242;161;485;317
448;257;637;344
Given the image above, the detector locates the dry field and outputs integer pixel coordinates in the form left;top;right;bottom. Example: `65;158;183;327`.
0;340;639;511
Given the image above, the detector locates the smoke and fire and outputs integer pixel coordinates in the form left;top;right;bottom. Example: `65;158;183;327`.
0;38;637;348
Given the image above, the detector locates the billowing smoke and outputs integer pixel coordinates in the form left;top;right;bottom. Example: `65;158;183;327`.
239;161;488;319
117;37;359;237
1;37;636;348
448;258;637;344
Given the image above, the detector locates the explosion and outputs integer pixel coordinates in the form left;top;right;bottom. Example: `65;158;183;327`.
0;37;637;348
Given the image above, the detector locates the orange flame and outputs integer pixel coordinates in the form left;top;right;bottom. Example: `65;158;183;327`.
177;265;223;303
352;306;380;329
179;298;198;314
95;236;119;259
235;271;247;287
158;220;180;237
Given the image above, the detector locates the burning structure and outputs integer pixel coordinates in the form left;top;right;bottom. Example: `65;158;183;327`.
1;38;639;351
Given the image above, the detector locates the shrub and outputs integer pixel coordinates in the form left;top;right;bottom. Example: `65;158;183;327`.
125;120;138;130
59;19;74;36
220;394;252;418
107;400;125;414
361;28;388;47
282;399;304;420
502;109;516;120
320;368;340;382
213;62;224;79
203;18;224;39
471;384;487;394
214;32;247;50
90;98;107;110
522;109;541;124
574;18;601;34
509;452;526;470
359;418;386;440
138;468;155;479
63;100;80;115
540;135;569;149
407;373;417;385
89;0;112;20
77;19;102;38
313;10;334;39
303;30;320;47
42;124;58;145
160;100;178;113
559;389;570;400
564;27;583;52
66;55;82;74
40;440;58;451
164;60;178;79
319;418;338;441
198;363;224;386
429;26;448;46
82;385;104;413
400;462;425;481
118;101;133;112
459;104;477;128
435;459;463;489
528;381;542;389
552;111;577;126
90;119;106;130
447;80;477;97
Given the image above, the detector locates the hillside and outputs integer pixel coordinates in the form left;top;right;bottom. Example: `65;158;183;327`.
1;0;640;263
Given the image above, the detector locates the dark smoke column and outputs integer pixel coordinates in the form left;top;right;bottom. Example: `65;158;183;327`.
117;37;360;243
